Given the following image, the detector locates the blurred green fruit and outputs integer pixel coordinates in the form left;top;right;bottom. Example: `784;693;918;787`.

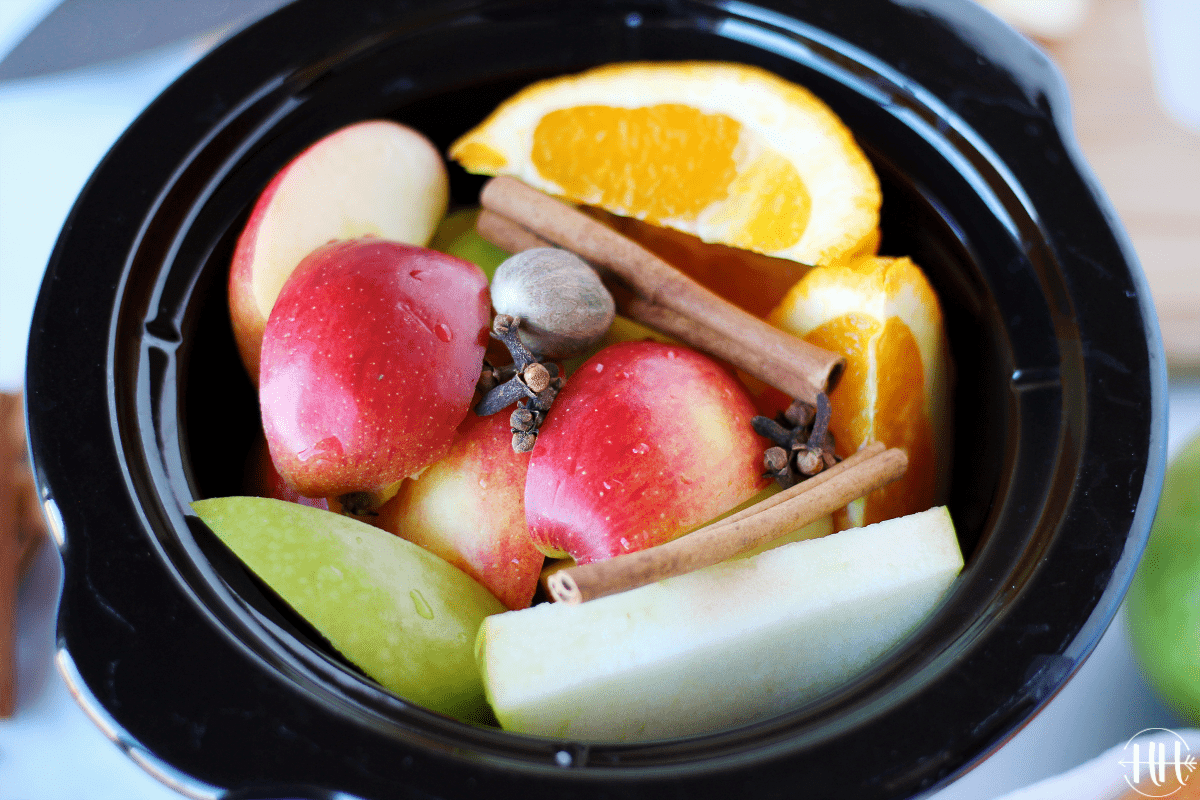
1128;431;1200;720
429;207;510;279
192;496;504;723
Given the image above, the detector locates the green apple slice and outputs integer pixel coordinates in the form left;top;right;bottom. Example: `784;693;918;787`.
478;505;963;741
192;496;504;723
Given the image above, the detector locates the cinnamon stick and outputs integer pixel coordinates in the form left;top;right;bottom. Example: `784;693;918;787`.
478;209;785;377
1;391;47;718
479;177;844;405
547;444;907;604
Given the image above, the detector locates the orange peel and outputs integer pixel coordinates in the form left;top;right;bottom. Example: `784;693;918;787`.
768;256;952;529
450;61;880;267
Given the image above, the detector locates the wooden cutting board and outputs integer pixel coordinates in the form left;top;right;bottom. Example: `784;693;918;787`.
1040;0;1200;371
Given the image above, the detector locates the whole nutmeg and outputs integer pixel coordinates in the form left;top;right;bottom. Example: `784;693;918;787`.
489;247;615;359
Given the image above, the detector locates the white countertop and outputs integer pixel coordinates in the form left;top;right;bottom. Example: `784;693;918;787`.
2;2;1198;798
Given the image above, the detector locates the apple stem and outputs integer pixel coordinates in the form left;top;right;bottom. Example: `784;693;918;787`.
337;491;382;517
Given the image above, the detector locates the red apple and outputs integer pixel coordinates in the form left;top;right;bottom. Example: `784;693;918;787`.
229;120;448;382
259;238;490;505
525;340;770;564
375;411;543;610
243;434;329;511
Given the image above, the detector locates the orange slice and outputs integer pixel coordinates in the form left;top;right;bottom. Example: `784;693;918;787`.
450;61;880;266
768;256;952;529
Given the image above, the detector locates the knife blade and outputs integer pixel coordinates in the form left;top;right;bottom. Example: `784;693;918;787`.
0;0;291;81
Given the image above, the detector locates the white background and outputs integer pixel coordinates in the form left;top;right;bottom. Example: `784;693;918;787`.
1;1;1199;798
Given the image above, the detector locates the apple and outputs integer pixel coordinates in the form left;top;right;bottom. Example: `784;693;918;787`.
376;411;544;610
259;238;490;507
477;505;963;741
192;496;503;723
243;434;329;511
1127;431;1200;719
428;208;511;280
525;340;769;564
228;120;448;381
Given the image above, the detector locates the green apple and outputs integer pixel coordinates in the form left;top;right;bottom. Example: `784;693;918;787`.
478;505;962;741
429;208;511;279
1127;431;1200;721
191;496;504;723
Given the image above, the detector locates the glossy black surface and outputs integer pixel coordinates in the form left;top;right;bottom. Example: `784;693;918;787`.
25;1;1167;798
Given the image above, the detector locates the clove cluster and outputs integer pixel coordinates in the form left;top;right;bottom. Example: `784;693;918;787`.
751;392;840;489
474;314;565;452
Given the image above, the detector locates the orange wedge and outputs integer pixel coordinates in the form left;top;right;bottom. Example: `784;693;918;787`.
768;256;952;529
450;61;880;267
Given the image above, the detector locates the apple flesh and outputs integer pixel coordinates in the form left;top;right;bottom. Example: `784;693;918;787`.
259;238;490;502
192;496;504;723
477;505;963;741
229;120;448;381
376;411;544;610
525;340;769;563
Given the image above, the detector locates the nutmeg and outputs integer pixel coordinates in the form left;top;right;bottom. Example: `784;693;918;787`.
489;248;615;359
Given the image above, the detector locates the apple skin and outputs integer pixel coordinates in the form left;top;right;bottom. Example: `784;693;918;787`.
191;496;503;723
428;208;511;280
229;120;448;382
525;340;770;564
243;434;329;510
376;411;543;610
259;238;490;500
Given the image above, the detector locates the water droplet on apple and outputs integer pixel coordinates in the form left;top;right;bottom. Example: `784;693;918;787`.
631;442;650;455
593;362;605;373
435;322;454;342
619;537;631;551
298;435;344;462
410;589;434;620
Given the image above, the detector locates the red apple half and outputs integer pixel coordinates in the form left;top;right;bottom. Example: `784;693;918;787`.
229;120;448;381
259;239;490;503
526;340;770;564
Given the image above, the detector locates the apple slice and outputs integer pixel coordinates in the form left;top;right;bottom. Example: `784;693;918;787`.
229;120;449;381
192;496;504;723
376;411;544;610
477;505;963;741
